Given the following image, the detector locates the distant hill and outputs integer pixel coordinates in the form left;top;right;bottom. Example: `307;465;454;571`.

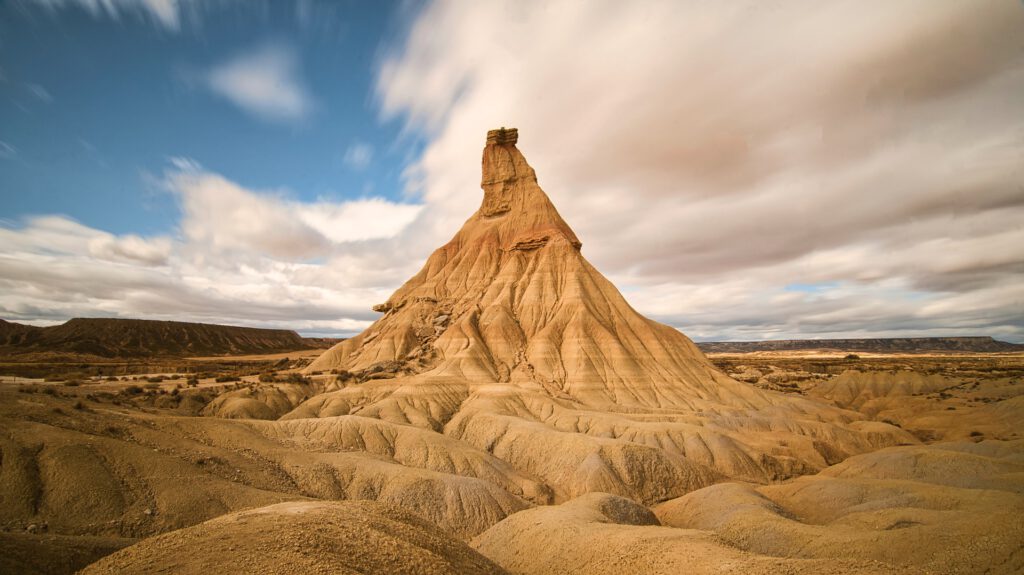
0;318;319;359
696;336;1024;354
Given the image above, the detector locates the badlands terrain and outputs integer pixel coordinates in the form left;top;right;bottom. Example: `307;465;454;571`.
2;129;1022;574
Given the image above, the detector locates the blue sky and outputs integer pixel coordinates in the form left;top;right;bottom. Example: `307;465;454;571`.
1;1;1022;342
1;1;417;236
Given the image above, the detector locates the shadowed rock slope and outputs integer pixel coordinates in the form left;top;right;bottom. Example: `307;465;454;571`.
300;128;911;503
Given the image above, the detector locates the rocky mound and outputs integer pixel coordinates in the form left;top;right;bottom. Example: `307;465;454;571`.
655;441;1024;574
0;317;312;358
0;390;538;542
80;500;506;575
813;370;952;411
472;492;902;574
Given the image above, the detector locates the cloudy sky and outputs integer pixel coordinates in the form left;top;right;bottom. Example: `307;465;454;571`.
1;1;1022;342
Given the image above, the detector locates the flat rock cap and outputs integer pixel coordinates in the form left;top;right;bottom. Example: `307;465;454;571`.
486;127;518;145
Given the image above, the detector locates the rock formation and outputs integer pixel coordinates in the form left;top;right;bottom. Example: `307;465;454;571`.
301;129;910;501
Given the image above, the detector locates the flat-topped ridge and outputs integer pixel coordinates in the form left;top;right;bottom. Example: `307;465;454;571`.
486;127;518;146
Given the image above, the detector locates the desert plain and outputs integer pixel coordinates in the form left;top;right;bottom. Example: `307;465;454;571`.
1;130;1022;575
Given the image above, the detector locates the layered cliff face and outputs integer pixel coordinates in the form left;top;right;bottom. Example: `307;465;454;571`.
308;128;760;410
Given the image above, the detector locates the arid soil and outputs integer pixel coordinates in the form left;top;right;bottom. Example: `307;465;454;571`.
1;129;1021;574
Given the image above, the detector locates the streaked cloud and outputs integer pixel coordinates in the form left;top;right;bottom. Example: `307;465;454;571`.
25;83;52;102
25;0;187;31
376;0;1024;341
207;43;314;123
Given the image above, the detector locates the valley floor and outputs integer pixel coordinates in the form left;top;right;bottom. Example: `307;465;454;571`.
1;352;1022;574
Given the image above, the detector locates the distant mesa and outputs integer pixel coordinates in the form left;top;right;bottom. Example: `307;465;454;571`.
0;317;324;359
698;336;1024;354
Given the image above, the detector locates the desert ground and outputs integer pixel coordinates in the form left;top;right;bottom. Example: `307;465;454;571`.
2;130;1022;574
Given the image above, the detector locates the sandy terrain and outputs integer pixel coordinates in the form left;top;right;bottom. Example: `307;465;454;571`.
1;129;1020;574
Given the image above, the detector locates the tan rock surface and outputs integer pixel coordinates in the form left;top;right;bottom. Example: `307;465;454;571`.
302;128;911;501
80;500;506;575
655;441;1024;574
472;492;909;575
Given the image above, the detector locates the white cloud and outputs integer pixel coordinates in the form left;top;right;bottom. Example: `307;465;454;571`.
0;160;425;336
207;43;313;123
4;1;1024;342
375;0;1024;342
342;143;374;170
167;161;424;258
27;0;186;30
0;141;15;159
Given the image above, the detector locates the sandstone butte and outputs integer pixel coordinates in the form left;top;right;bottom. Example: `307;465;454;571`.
298;127;912;503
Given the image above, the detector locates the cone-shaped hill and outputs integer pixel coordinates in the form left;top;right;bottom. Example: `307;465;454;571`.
309;127;751;408
290;129;912;502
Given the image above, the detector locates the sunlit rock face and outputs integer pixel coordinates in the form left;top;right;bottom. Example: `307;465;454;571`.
300;129;910;501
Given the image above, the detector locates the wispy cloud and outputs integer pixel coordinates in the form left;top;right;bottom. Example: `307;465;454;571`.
27;0;186;31
25;83;52;102
207;43;314;123
342;142;374;170
0;141;16;159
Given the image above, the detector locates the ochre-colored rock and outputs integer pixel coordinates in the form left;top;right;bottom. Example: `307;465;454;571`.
303;129;911;499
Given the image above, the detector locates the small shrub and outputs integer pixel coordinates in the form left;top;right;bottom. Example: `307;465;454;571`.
146;376;164;383
123;385;144;395
73;400;85;410
282;372;310;384
844;354;860;360
215;375;240;383
969;431;984;437
186;378;199;387
143;382;161;390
